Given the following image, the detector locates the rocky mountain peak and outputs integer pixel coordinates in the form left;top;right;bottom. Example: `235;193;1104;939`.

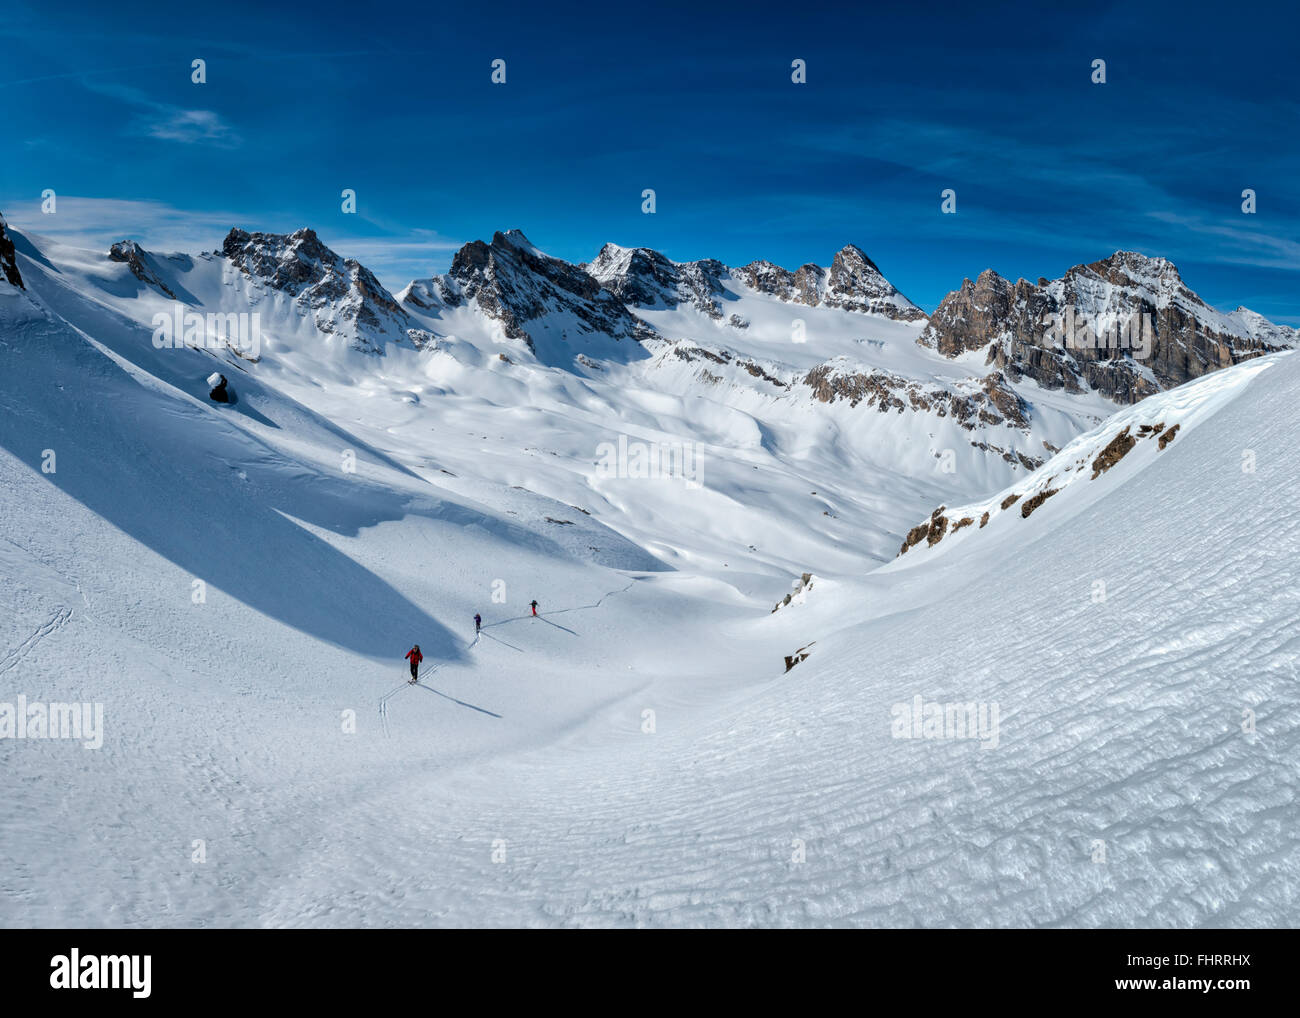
735;246;925;321
495;229;543;254
920;253;1296;404
827;243;882;287
222;227;410;353
437;231;655;351
224;227;350;291
109;238;145;258
825;245;925;320
1085;250;1182;285
584;243;728;319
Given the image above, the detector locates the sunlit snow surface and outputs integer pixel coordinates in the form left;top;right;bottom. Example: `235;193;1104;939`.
0;232;1295;927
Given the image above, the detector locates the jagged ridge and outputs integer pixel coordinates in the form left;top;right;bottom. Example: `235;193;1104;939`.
919;251;1296;403
222;227;412;354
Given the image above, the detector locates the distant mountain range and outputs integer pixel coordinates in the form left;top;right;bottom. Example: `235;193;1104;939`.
3;210;1293;495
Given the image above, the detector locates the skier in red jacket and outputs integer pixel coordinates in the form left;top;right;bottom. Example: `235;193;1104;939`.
405;644;423;683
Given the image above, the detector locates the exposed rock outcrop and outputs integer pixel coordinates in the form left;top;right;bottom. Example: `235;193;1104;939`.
669;343;788;388
783;642;815;673
437;230;655;352
896;401;1200;559
0;214;23;289
585;244;728;319
772;572;815;613
918;252;1296;404
735;244;926;322
109;240;178;299
207;372;231;403
222;227;410;353
1090;427;1135;479
1019;486;1059;518
899;507;950;556
802;363;1038;470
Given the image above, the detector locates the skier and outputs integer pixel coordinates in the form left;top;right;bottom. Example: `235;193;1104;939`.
474;613;482;635
529;600;539;617
405;644;423;683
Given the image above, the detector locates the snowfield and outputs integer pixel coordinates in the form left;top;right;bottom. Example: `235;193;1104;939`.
0;224;1296;927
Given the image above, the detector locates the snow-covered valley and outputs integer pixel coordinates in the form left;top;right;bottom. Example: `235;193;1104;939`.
1;217;1296;927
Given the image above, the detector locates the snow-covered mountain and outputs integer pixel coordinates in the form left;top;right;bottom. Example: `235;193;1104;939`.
585;243;731;320
398;230;1133;480
7;217;1292;577
919;251;1297;403
733;244;927;321
221;227;417;354
585;241;926;324
2;211;1297;928
401;229;656;362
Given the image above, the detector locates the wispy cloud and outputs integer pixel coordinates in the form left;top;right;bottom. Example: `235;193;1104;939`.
0;196;463;289
144;107;237;145
0;63;169;89
763;115;1300;277
1144;211;1300;273
84;81;241;148
2;196;247;252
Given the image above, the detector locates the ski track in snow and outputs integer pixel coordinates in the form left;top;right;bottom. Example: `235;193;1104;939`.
0;607;72;677
378;578;641;734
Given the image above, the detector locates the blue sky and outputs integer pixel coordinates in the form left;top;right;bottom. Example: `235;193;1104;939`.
3;0;1298;321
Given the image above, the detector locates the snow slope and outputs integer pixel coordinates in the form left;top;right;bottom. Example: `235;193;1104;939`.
1;221;1296;928
242;352;1300;928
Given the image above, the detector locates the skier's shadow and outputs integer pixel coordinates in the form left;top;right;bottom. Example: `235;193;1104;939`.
480;631;524;652
477;578;640;639
482;614;577;635
537;616;578;636
413;682;502;719
482;615;531;628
